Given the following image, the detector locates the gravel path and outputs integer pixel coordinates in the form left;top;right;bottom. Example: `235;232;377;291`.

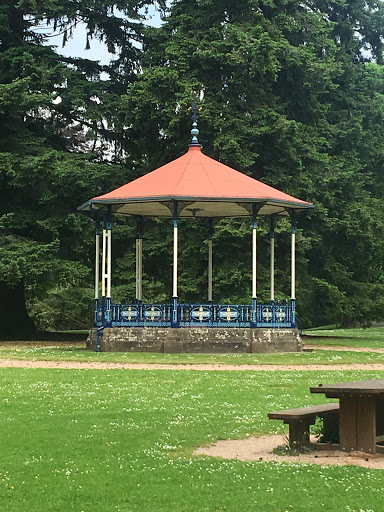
2;358;384;371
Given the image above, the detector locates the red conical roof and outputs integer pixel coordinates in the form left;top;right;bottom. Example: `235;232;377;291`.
79;146;313;217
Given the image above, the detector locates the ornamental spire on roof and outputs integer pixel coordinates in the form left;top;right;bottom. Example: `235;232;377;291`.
189;96;201;147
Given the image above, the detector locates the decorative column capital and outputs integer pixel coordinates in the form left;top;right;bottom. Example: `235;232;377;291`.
252;202;265;227
105;206;113;230
135;215;144;239
173;200;179;219
289;210;298;233
269;214;276;237
208;218;214;240
173;200;179;228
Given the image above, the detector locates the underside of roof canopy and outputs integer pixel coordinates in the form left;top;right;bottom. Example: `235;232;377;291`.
79;146;313;218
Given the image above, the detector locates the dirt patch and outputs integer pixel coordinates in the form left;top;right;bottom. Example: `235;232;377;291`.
194;434;384;469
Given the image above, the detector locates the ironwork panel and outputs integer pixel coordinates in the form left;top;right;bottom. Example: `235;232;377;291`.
94;306;103;327
110;303;172;327
97;302;294;329
179;304;251;327
256;302;294;328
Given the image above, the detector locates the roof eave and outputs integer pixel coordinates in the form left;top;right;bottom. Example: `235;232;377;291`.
85;196;314;209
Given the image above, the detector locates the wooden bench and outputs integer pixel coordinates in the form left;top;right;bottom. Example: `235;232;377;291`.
268;403;340;447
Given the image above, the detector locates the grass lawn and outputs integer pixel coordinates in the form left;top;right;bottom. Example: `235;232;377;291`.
2;342;384;365
1;368;384;511
304;327;384;349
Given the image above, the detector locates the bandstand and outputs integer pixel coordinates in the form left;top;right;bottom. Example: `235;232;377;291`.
79;113;314;352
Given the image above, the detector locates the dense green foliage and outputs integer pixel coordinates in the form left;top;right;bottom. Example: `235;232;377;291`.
0;0;163;335
2;0;384;333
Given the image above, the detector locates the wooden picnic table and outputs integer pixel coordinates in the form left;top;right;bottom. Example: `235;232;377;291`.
310;379;384;453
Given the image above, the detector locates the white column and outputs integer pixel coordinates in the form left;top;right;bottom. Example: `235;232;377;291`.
136;239;139;300
101;227;107;298
291;228;296;300
173;220;178;298
171;214;179;328
252;222;257;299
137;238;143;301
107;226;112;299
95;227;100;300
208;238;213;302
135;217;144;302
270;235;275;302
251;208;258;328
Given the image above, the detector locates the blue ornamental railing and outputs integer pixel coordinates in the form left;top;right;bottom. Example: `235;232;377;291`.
111;303;172;327
179;303;252;328
256;302;294;327
95;300;295;328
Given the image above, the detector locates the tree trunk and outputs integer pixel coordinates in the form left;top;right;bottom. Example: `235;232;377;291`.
0;281;36;339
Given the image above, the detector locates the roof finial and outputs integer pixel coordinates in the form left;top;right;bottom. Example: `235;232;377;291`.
189;95;201;147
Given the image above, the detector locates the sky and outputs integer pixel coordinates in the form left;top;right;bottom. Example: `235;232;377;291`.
43;6;163;65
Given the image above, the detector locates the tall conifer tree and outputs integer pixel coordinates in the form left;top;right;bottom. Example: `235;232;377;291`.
0;0;164;337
